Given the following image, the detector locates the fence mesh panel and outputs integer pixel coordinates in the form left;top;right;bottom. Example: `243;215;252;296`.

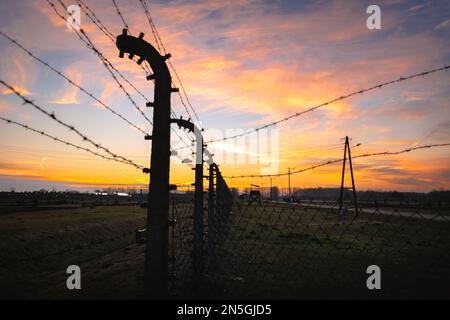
169;167;450;299
203;201;450;298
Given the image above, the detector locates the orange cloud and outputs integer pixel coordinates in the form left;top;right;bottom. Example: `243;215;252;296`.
1;56;31;96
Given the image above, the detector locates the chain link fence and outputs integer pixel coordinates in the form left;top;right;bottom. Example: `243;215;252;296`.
168;168;450;299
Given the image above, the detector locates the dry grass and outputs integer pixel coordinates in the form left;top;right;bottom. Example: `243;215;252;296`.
0;205;146;299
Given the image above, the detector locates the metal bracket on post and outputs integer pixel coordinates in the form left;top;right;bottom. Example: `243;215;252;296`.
116;29;172;297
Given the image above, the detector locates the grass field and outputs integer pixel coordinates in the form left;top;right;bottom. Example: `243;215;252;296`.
0;199;449;299
200;201;450;299
0;204;146;299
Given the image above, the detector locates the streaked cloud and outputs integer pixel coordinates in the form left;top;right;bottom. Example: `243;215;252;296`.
0;0;448;192
49;68;81;104
435;19;450;30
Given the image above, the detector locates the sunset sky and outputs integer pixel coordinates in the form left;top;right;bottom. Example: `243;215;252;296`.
0;0;449;192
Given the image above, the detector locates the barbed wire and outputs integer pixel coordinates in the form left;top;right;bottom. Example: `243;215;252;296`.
50;0;196;160
0;30;151;136
77;0;115;41
205;65;450;144
66;2;199;159
0;80;144;169
70;0;195;152
46;0;153;125
70;0;195;153
138;0;161;52
351;143;450;160
73;0;170;122
111;0;130;32
223;143;450;179
103;0;196;152
3;4;193;158
139;0;202;127
76;0;152;75
0;116;144;169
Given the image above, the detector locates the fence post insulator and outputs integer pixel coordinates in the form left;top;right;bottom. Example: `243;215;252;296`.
163;53;172;60
128;53;135;60
122;29;127;35
119;50;125;58
143;168;151;174
137;58;144;65
146;74;155;81
144;135;152;140
138;32;144;39
146;101;154;107
169;184;177;191
171;87;179;93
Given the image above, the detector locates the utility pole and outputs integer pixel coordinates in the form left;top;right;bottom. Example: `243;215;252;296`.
288;168;291;201
347;137;359;217
338;136;359;217
117;30;173;297
269;177;273;201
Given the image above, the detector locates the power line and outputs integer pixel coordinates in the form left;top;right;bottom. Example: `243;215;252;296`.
0;116;144;169
0;30;150;136
0;79;142;169
223;143;450;179
206;65;450;144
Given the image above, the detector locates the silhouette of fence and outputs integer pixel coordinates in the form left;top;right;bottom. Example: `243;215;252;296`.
168;170;450;299
1;1;450;299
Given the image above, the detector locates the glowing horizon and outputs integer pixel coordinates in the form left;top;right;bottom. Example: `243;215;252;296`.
0;0;449;192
